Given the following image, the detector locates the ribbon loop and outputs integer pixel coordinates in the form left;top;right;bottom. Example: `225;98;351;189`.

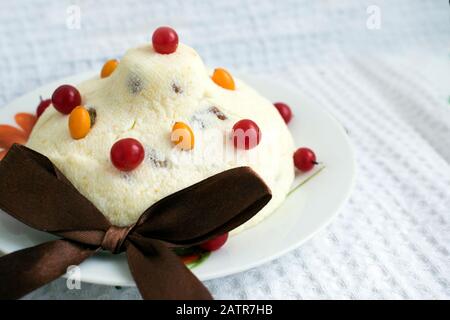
101;226;131;254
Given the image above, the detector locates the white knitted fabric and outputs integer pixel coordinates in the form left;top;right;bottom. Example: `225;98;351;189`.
0;0;449;299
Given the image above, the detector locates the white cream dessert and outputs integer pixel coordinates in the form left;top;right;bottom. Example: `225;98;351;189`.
26;30;295;233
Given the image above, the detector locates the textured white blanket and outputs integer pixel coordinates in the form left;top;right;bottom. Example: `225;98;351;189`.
0;0;448;299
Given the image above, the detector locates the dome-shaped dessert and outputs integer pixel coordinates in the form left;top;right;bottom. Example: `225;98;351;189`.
27;40;294;232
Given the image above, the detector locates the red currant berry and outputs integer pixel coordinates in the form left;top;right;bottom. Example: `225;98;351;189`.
152;26;179;54
274;102;292;124
36;97;51;117
110;138;145;172
200;233;229;252
232;119;261;150
51;85;82;115
293;147;317;172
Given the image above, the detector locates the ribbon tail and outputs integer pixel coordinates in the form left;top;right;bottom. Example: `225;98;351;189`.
126;240;212;300
0;239;96;299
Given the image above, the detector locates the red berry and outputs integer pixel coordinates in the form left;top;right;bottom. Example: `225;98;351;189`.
36;97;51;117
51;85;81;115
294;147;317;172
200;233;229;252
274;102;292;124
232;119;261;150
110;138;145;172
152;26;179;54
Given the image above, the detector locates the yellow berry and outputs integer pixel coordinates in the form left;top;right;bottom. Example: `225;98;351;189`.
101;59;119;78
69;106;91;139
211;68;235;90
171;122;194;150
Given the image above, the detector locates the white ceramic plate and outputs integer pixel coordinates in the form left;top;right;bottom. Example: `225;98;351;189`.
0;72;355;286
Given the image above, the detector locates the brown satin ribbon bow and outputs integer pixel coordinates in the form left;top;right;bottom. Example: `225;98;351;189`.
0;145;271;300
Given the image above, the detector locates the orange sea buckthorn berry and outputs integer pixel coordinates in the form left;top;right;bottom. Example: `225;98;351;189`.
171;121;194;150
211;68;235;90
69;106;91;140
101;59;119;78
